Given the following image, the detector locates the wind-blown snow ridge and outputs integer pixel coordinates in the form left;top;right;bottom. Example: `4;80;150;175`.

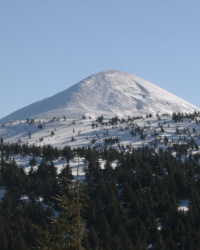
1;70;199;122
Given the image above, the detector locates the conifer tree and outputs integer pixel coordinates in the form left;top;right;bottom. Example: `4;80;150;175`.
36;180;86;249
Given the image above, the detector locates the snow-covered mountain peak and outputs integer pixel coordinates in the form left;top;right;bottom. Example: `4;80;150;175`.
1;70;199;122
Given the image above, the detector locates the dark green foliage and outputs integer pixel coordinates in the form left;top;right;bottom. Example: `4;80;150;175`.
0;143;200;249
82;147;200;249
36;180;86;250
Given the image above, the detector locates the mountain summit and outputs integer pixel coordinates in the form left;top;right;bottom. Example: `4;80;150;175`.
1;70;199;121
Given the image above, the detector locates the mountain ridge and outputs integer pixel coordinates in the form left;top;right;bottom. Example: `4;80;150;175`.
1;70;199;122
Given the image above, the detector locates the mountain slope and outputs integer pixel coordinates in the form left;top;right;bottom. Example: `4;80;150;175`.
1;70;199;122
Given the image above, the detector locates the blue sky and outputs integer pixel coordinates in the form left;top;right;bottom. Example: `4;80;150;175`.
0;1;200;119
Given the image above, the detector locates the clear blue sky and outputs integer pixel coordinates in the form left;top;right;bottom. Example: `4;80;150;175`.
0;1;200;119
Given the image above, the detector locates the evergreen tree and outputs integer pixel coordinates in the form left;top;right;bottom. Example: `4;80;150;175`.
36;180;86;250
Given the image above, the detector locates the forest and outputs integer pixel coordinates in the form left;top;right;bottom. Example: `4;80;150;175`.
0;141;200;249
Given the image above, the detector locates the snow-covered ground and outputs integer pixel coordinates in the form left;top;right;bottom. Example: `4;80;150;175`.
0;113;200;183
178;199;190;212
1;114;200;151
1;70;199;122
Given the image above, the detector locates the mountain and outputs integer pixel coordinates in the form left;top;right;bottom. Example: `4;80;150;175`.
1;71;200;250
1;72;200;250
1;70;199;122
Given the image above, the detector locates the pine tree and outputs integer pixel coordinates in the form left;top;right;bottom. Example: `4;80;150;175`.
36;179;86;250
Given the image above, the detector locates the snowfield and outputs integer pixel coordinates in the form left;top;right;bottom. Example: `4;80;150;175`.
0;70;199;122
1;113;200;179
1;114;200;151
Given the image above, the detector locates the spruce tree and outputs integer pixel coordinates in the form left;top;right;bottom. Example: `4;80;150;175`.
36;179;86;250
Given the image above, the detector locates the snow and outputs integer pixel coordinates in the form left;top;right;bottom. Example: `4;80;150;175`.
1;70;199;122
0;70;200;179
69;157;86;181
155;218;163;231
1;113;200;153
178;199;190;212
1;113;200;183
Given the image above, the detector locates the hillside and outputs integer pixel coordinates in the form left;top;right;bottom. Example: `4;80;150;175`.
1;71;200;249
1;70;199;122
0;112;200;151
1;113;200;249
